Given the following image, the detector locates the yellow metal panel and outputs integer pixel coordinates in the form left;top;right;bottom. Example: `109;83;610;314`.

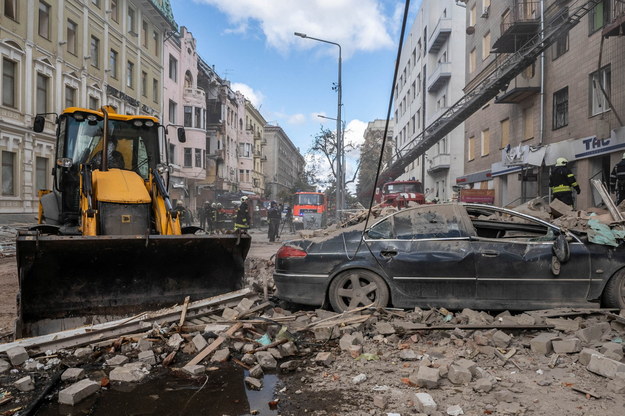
92;170;151;203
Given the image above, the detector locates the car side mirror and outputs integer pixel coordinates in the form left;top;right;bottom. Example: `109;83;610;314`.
33;115;46;132
177;128;186;143
552;233;570;263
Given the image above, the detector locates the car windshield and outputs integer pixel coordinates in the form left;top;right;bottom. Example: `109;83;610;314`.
297;194;323;205
62;115;159;180
385;182;423;194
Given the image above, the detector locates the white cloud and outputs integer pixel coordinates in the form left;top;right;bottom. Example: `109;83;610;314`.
194;0;395;56
288;113;307;125
230;82;264;107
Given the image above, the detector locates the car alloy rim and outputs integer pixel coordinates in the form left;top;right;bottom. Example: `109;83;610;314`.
337;272;379;309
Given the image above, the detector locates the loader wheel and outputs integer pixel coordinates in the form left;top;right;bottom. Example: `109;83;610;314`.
329;269;389;313
602;269;625;309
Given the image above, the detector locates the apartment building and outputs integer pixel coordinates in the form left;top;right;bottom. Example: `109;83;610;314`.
263;125;305;201
0;0;175;216
163;26;206;210
392;0;466;202
245;100;267;196
461;0;625;208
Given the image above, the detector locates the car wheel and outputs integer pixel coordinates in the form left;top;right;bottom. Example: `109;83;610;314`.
602;269;625;308
329;269;389;312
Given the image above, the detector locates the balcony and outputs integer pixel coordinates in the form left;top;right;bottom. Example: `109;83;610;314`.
603;1;625;37
427;153;451;173
427;62;452;93
183;87;206;102
492;1;540;53
427;17;452;54
495;64;541;104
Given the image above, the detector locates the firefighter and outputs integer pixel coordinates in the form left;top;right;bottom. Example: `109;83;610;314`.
267;201;281;242
549;157;580;207
173;200;190;225
199;201;210;230
610;153;625;205
234;196;250;231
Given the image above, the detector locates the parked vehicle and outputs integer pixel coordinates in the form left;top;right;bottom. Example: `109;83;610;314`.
293;191;327;229
374;180;425;208
274;203;625;312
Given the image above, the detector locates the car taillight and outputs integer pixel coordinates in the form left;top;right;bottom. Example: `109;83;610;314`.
277;246;307;259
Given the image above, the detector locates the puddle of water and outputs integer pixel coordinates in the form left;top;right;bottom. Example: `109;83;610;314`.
35;365;280;416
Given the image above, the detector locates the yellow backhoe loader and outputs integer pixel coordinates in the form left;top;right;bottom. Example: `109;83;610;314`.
15;106;250;337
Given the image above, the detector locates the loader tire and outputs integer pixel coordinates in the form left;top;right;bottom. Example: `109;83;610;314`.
602;269;625;309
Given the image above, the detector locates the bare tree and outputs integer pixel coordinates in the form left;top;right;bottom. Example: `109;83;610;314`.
307;125;361;191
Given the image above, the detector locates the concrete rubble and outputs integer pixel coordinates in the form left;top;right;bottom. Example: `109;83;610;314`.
0;290;624;415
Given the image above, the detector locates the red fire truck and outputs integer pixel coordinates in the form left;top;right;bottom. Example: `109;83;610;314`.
293;191;327;229
374;180;425;209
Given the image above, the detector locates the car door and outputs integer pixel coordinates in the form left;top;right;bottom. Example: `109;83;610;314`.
364;205;477;308
466;205;591;309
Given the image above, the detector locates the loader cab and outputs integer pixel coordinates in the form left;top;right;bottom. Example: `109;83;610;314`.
47;109;162;227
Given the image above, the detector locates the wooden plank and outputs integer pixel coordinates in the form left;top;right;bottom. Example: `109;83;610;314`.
591;179;624;222
247;338;288;354
0;288;251;354
178;296;191;327
187;322;243;367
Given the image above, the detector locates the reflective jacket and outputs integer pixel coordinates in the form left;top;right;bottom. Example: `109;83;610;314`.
234;202;250;229
610;159;625;191
549;166;580;194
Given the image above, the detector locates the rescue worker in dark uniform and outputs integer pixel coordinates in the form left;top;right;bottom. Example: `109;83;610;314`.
549;157;580;207
267;201;281;242
610;153;625;205
199;201;210;229
234;196;250;231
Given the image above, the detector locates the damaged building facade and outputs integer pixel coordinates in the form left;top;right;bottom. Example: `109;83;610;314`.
0;0;175;217
460;0;625;209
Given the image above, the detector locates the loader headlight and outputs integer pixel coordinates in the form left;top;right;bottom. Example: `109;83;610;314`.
57;158;73;168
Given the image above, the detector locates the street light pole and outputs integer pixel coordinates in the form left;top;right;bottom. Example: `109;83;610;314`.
295;32;343;221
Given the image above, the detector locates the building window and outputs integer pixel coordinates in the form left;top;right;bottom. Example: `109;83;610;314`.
481;129;490;156
152;31;159;56
590;65;611;116
169;55;177;81
4;0;17;20
168;100;177;123
152;78;158;103
110;0;118;22
469;4;476;26
142;21;148;47
169;143;175;165
127;6;136;33
36;73;48;114
36;156;48;191
469;48;477;73
468;136;475;161
184;106;192;127
109;49;118;78
38;1;50;39
67;20;77;55
141;71;147;97
64;85;75;108
195;149;202;167
482;31;490;60
589;0;610;34
482;0;491;15
91;36;100;68
2;58;16;108
195;107;202;129
91;0;100;7
89;96;99;110
523;106;534;140
500;118;510;149
183;148;192;167
126;61;134;88
2;150;15;196
553;87;569;129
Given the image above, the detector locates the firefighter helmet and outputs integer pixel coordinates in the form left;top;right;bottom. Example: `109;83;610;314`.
556;157;568;167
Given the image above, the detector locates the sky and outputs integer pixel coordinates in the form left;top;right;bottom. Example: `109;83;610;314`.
171;0;422;188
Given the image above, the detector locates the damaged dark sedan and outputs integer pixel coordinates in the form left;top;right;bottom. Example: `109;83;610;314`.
274;203;625;312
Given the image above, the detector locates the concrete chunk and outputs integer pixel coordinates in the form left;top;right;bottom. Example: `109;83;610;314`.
211;348;230;363
545;318;579;332
138;350;157;365
73;347;92;358
15;376;35;392
61;368;86;382
411;366;440;389
138;339;153;352
279;341;298;357
249;364;263;378
245;376;262;390
106;355;129;367
235;297;254;314
415;392;438;415
58;379;100;405
255;351;278;369
492;330;511;348
375;321;395;336
109;364;148;383
473;377;494;393
587;354;625;379
182;364;205;376
314;351;334;366
6;346;29;366
530;333;558;355
576;323;610;343
552;338;581;354
192;334;208;352
167;333;184;349
0;358;11;373
448;365;472;385
579;348;603;366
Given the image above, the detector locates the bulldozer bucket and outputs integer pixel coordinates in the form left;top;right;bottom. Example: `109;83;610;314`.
15;230;251;337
